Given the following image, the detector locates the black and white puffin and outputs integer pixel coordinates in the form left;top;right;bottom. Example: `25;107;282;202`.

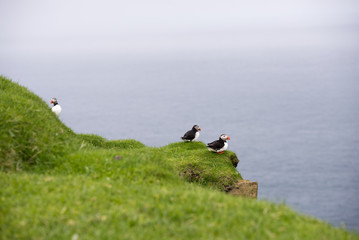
50;98;61;116
207;134;230;154
181;125;201;142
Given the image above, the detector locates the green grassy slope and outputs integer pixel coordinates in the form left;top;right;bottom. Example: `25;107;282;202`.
1;76;358;240
0;77;81;170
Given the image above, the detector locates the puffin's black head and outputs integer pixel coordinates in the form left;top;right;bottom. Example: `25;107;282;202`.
192;125;201;132
50;98;58;106
219;134;230;141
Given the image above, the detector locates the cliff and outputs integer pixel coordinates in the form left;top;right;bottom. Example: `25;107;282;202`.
0;76;357;239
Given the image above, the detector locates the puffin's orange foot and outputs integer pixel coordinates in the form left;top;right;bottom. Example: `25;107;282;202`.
218;151;224;154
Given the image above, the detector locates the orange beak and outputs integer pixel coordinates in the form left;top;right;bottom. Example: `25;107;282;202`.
199;128;201;131
227;136;231;140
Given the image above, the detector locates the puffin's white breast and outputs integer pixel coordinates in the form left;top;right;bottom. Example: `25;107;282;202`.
193;132;200;141
52;105;62;116
217;142;228;152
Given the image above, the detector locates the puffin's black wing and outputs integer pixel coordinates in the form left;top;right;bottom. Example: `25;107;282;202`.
182;129;195;140
207;140;224;150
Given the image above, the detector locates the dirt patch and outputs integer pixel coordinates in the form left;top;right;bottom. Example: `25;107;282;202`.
180;164;204;183
229;153;239;168
113;155;123;161
220;176;235;192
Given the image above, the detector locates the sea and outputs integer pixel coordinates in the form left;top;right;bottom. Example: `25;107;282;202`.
1;27;359;230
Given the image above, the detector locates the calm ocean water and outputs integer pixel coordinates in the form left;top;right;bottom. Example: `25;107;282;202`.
1;28;359;230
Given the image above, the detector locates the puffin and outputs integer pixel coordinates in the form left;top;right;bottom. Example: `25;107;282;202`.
50;98;62;117
181;125;201;142
207;134;230;154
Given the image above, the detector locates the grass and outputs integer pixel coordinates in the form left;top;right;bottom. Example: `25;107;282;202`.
0;76;81;170
1;75;358;239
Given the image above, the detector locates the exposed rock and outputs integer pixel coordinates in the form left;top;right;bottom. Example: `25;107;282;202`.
227;180;258;199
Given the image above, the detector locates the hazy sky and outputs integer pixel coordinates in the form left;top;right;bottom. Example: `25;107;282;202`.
1;0;359;56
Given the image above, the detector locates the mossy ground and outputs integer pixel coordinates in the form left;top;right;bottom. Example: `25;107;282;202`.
1;76;358;239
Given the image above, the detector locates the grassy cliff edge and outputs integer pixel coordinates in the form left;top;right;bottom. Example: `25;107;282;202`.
1;76;358;239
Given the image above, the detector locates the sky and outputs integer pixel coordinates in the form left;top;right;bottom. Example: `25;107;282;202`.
1;0;358;57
